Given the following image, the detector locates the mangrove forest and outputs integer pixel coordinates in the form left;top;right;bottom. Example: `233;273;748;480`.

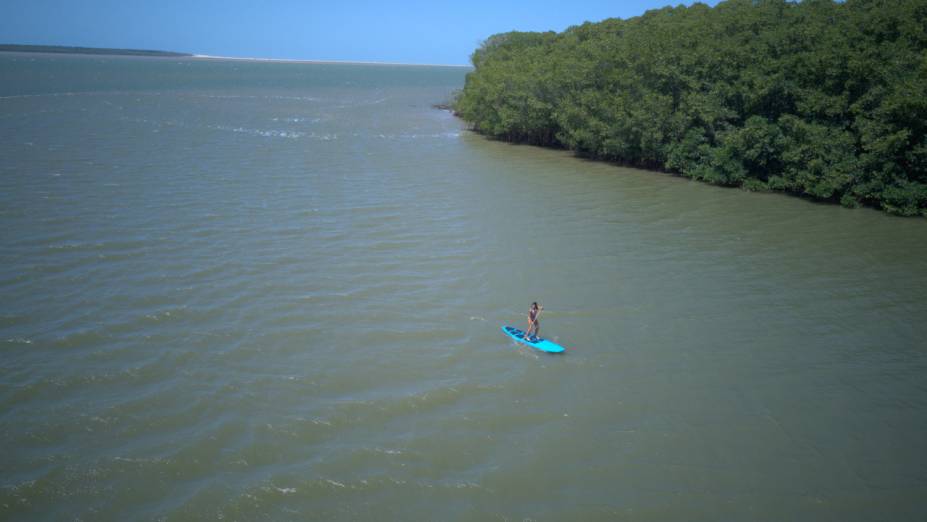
454;0;927;216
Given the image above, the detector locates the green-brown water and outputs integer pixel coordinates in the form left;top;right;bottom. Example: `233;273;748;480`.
2;53;927;521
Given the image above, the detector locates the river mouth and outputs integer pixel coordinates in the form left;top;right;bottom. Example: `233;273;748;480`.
2;54;927;520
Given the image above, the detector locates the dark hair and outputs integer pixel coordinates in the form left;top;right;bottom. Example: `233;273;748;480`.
531;302;538;307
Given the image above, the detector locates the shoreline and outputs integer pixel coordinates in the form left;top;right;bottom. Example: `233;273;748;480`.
0;43;190;58
0;45;470;68
192;54;470;68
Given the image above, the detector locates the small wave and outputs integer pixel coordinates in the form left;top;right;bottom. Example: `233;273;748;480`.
207;124;306;139
369;447;402;455
122;115;350;141
0;92;95;100
207;124;338;140
143;306;188;323
121;116;334;140
188;94;320;102
112;456;168;464
44;238;149;255
267;95;320;102
375;132;460;140
306;132;338;141
271;117;321;123
0;91;170;101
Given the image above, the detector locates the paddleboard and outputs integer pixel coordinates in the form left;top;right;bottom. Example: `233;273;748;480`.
501;325;565;353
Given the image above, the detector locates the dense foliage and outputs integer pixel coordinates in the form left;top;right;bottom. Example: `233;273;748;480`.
454;0;927;216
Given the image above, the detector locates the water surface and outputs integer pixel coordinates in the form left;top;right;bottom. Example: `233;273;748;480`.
2;53;927;521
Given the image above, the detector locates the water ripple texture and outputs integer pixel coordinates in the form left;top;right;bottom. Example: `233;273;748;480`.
2;54;927;521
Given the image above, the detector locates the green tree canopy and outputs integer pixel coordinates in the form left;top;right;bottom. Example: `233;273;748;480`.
454;0;927;216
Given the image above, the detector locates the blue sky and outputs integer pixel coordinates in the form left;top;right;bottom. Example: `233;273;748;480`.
1;0;718;65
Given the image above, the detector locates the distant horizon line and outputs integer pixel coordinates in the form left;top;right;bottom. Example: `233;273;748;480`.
0;42;471;67
192;53;471;68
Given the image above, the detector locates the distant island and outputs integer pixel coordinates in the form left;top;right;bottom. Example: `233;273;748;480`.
454;0;927;217
0;44;191;58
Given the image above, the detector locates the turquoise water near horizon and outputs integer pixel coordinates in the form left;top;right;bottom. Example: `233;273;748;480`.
2;53;927;521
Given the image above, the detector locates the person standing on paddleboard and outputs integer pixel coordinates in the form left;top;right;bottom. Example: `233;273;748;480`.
526;302;542;341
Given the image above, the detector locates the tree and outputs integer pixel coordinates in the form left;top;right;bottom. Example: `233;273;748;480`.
454;0;927;216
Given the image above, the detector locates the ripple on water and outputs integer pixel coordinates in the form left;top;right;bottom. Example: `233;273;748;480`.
3;57;927;521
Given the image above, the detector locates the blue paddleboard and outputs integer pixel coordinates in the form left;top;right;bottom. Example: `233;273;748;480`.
502;325;565;353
